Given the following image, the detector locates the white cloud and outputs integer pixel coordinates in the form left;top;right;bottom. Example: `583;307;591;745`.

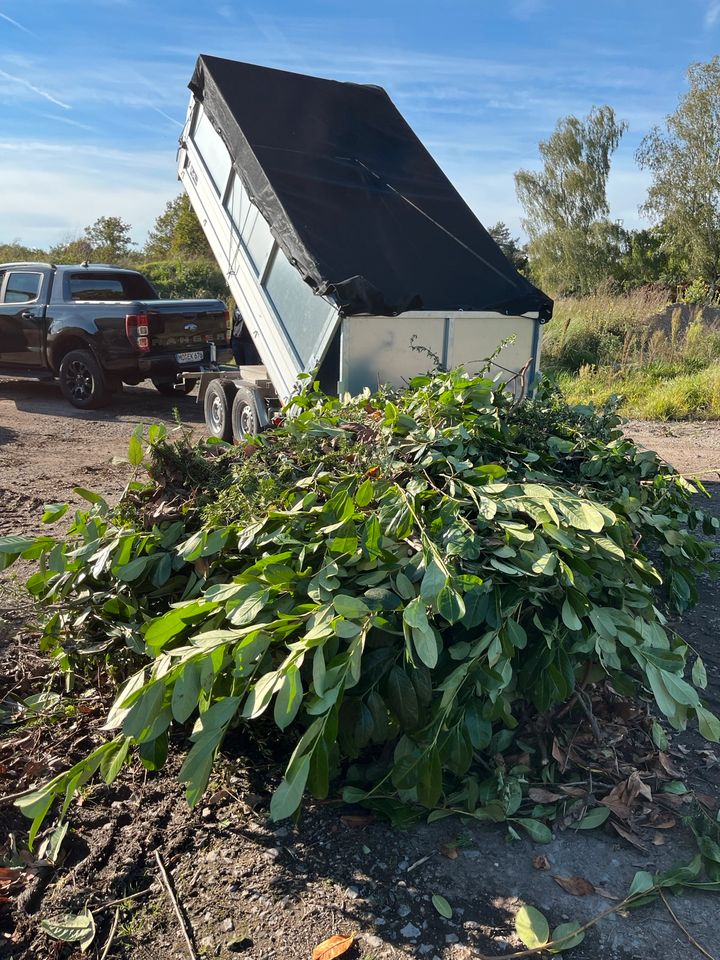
0;143;179;247
706;1;720;27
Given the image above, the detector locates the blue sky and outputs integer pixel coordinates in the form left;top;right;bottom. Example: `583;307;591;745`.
1;0;719;251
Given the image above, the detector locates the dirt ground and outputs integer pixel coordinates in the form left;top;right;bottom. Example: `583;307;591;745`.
1;376;720;960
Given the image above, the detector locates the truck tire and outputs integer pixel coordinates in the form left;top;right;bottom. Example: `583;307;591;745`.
58;349;111;409
204;379;235;441
231;384;264;441
152;378;195;396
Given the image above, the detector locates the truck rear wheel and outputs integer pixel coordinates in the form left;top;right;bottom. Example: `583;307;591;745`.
58;349;111;409
231;385;264;441
203;379;235;441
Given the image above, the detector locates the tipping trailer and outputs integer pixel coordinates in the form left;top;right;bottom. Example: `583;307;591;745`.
177;55;553;441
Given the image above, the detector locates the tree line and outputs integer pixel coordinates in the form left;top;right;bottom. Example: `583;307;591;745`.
3;54;720;303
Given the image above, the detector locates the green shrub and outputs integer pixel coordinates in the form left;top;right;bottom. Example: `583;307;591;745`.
2;371;718;841
142;258;229;301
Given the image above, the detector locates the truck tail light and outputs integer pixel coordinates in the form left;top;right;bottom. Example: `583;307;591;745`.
126;313;150;352
224;309;231;344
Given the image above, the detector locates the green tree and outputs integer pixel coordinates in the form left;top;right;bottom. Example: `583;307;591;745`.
637;56;720;292
487;222;529;274
514;106;627;296
0;241;48;263
145;194;213;260
48;236;94;265
83;216;135;262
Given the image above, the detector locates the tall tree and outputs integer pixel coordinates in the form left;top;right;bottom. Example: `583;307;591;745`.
514;106;627;295
487;222;529;274
145;194;213;261
83;216;134;262
637;56;720;291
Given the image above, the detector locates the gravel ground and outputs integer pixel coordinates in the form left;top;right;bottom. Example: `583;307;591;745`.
1;376;719;960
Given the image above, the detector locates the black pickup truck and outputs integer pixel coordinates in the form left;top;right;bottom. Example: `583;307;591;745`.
0;262;230;408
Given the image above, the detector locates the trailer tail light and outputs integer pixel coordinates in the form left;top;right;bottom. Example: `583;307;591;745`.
126;314;150;352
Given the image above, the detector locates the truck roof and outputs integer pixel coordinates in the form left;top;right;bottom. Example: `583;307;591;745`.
0;262;145;273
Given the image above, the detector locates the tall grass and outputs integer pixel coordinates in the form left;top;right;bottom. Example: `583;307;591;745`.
542;288;720;419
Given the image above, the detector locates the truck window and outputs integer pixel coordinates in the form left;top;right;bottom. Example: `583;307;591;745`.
68;273;157;301
4;271;42;304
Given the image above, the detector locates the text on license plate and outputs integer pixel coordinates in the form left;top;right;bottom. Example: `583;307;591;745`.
176;350;204;364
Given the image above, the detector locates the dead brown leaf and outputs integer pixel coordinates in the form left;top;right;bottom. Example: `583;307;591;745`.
600;771;652;820
558;785;587;798
439;845;458;860
653;832;666;846
312;933;356;960
593;886;619;901
552;875;595;897
528;788;564;803
339;814;374;829
532;855;550;870
657;752;683;778
610;821;649;851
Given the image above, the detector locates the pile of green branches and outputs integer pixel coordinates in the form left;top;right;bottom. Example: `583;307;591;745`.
2;370;718;844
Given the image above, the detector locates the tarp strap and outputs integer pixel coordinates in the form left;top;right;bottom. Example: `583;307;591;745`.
345;157;518;291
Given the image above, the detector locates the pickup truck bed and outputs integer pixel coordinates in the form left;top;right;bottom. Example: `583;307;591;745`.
0;262;230;408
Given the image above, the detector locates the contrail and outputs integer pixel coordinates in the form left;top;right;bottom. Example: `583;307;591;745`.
151;105;183;127
0;69;70;109
0;12;35;35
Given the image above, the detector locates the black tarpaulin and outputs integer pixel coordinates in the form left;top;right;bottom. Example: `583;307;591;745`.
188;55;553;320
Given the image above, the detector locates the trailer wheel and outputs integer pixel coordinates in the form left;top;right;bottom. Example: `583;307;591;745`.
203;379;235;441
231;385;263;441
58;349;111;409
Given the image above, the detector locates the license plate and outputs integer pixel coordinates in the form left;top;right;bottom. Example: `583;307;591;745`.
176;350;204;364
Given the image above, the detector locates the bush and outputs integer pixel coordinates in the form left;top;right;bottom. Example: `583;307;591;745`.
2;371;718;840
142;258;229;301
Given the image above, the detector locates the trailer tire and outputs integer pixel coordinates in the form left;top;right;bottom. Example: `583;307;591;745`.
203;379;235;441
58;349;111;409
231;385;264;441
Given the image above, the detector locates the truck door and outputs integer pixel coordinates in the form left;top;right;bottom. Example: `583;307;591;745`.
0;269;45;366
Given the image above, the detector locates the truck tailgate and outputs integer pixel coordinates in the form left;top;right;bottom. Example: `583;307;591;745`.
144;300;228;354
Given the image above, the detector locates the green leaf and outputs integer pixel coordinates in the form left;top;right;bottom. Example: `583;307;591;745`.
40;908;96;951
575;806;610;830
561;598;582;632
420;557;446;603
355;478;374;507
386;667;420;730
515;905;550;949
171;661;202;723
697;706;720;742
42;503;69;524
651;720;669;751
436;585;465;624
549;921;585;953
628;870;655;897
333;594;370;618
692;656;708;690
274;666;303;730
412;623;438;670
432;894;453;919
515;818;553;843
270;753;311;821
128;432;144;467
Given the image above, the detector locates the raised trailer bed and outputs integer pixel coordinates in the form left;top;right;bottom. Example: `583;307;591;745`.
177;55;552;441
